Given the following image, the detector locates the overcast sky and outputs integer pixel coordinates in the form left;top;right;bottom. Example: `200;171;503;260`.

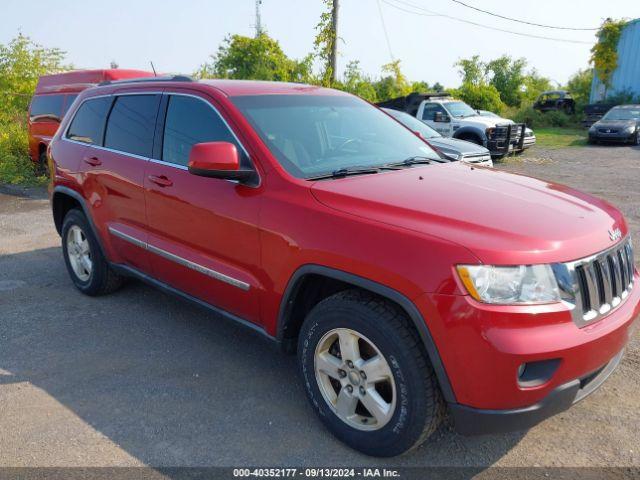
2;0;636;87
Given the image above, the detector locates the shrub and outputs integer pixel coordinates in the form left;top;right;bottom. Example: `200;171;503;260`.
0;114;43;185
509;106;577;129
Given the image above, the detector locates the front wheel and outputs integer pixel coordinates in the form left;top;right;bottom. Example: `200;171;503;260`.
298;290;444;457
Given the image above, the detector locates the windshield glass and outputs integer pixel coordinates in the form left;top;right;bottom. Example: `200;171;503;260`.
383;109;441;139
602;107;640;121
232;95;440;179
445;101;478;118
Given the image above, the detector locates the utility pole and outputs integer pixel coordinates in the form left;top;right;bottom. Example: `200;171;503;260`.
255;0;263;37
330;0;339;82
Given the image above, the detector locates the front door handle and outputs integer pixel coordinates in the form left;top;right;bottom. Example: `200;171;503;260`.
83;156;101;167
148;175;173;187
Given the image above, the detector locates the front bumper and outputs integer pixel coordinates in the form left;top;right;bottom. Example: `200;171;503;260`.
589;132;636;143
451;348;624;435
415;269;640;431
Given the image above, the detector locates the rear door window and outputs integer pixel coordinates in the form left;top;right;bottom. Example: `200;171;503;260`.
29;95;65;122
161;95;248;167
66;97;112;145
104;95;160;157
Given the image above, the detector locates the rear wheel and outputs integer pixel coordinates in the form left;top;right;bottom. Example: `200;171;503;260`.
61;209;123;296
36;149;49;176
298;290;444;457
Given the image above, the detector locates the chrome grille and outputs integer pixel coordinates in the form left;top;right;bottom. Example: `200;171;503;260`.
553;238;635;327
461;153;491;164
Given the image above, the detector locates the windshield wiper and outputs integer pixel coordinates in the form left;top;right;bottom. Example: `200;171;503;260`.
307;166;382;180
382;156;446;168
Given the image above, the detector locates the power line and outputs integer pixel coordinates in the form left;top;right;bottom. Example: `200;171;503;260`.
376;0;395;61
381;0;593;45
448;0;598;31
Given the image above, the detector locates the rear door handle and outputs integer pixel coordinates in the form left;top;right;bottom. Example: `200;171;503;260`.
148;175;173;187
83;156;101;167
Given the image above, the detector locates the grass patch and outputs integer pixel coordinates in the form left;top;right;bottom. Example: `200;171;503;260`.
533;127;588;148
0;114;47;186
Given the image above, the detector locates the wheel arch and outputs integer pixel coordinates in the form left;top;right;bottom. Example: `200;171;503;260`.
453;127;485;145
277;264;456;403
52;186;107;258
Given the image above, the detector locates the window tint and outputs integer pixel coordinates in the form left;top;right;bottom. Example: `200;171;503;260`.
62;94;79;116
104;95;159;157
66;97;112;145
29;95;65;122
421;103;446;121
162;95;248;167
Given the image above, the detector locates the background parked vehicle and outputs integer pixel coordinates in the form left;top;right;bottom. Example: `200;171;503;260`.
588;104;640;145
533;90;576;114
582;103;615;128
28;69;153;172
477;110;536;151
382;108;493;166
377;93;529;158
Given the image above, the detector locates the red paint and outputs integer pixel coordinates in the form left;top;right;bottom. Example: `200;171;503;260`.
49;79;639;411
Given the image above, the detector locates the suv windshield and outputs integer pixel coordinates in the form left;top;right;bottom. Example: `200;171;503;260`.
232;95;440;179
444;101;478;118
602;107;640;121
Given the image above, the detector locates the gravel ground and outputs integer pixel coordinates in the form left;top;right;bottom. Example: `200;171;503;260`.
0;144;638;470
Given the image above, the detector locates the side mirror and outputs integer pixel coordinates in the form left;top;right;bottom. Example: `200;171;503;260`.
434;112;450;123
188;142;256;184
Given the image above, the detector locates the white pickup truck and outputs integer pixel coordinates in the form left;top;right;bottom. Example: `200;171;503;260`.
377;93;535;158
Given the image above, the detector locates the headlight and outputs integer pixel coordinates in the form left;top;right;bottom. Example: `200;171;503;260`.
626;125;636;133
445;152;461;160
456;265;560;304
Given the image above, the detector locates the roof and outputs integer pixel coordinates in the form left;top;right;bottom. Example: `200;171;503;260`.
35;69;154;94
198;79;345;97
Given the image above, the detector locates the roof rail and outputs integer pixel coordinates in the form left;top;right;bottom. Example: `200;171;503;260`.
98;75;194;86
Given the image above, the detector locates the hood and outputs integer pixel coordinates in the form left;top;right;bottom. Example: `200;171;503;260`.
310;163;627;265
427;137;490;156
452;115;513;130
593;119;638;129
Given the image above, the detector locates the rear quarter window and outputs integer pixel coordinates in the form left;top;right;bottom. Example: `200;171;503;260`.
66;97;112;145
29;95;65;122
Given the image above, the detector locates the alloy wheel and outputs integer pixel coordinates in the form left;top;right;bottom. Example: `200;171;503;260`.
66;225;92;282
314;328;396;431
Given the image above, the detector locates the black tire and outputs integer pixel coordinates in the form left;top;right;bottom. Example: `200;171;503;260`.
61;209;123;296
298;290;444;457
634;131;640;146
36;149;49;176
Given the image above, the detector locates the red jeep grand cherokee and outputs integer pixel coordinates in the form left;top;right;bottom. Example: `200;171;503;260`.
48;76;639;457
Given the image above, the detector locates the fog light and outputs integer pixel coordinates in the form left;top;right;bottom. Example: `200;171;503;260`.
517;359;560;388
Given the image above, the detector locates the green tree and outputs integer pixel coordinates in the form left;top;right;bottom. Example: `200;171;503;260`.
486;55;527;107
341;60;377;101
0;34;68;112
451;82;504;113
194;33;313;83
520;69;552;105
372;60;412;101
455;55;486;86
566;68;593;106
590;18;628;97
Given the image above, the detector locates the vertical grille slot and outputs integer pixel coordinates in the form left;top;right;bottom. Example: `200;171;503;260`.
575;265;591;313
607;255;618;299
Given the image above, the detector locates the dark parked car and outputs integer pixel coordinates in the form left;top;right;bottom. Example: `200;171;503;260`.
533;90;575;114
588;105;640;145
382;108;493;166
